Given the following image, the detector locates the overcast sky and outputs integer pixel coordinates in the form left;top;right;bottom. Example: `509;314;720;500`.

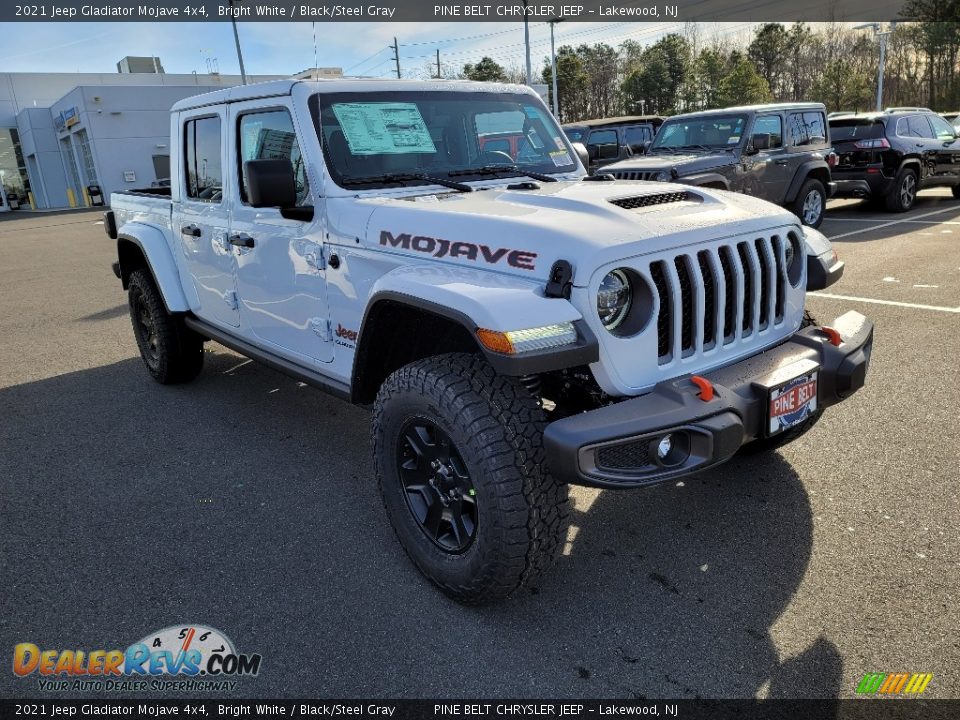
0;21;761;78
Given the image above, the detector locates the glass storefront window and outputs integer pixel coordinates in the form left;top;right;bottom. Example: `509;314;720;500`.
0;128;30;199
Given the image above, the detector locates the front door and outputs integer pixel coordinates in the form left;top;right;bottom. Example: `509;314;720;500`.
927;114;960;184
747;113;791;201
228;100;332;363
173;108;239;327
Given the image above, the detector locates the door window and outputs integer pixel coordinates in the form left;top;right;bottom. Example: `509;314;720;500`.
898;115;935;139
238;109;310;206
624;125;651;152
787;112;826;146
184;116;222;203
752;115;783;148
928;114;957;141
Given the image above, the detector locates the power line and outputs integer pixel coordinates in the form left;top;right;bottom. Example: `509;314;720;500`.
344;46;390;73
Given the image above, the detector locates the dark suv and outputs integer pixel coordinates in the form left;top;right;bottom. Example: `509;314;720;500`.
562;116;664;174
603;103;836;227
829;110;960;211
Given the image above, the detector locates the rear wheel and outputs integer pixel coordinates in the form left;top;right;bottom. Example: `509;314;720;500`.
885;167;917;212
372;353;569;605
792;178;826;228
128;269;204;384
741;310;823;454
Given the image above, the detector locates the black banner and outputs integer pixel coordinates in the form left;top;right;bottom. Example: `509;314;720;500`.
2;700;960;720
3;0;911;23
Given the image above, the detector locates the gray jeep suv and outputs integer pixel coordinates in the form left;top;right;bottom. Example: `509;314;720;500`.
604;103;836;228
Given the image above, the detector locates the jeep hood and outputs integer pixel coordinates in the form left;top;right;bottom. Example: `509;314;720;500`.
331;180;799;287
604;152;735;175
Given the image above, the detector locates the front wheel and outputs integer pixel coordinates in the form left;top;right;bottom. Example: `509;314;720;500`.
372;353;569;605
791;178;826;228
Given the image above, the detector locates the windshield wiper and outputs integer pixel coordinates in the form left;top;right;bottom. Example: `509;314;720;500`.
447;165;558;183
341;172;473;193
677;144;720;152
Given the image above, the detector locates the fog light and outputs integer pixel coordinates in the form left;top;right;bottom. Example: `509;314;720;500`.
651;431;691;468
657;435;673;460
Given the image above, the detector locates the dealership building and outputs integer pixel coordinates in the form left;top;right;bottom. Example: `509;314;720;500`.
0;59;341;210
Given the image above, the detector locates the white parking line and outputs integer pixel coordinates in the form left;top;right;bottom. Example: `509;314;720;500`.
825;206;960;240
809;292;960;313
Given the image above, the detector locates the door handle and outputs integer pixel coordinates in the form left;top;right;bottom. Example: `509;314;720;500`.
775;159;789;165
228;233;255;249
180;224;201;238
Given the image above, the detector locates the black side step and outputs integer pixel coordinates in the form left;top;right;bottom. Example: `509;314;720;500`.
184;316;352;402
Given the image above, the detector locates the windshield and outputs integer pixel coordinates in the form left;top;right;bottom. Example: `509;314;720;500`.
651;114;748;151
311;91;577;189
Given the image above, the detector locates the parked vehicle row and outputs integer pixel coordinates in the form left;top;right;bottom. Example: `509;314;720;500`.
564;103;960;219
561;115;664;174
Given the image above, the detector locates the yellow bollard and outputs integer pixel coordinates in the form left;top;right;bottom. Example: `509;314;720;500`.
82;187;91;207
28;192;36;210
66;187;76;208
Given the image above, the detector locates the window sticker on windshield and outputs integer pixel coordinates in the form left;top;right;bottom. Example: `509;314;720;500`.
331;102;437;155
553;136;565;149
728;136;740;143
549;150;572;167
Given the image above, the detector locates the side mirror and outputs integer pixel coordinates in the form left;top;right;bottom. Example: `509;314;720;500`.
244;158;297;208
571;142;590;170
641;140;652;154
587;144;600;161
750;133;771;152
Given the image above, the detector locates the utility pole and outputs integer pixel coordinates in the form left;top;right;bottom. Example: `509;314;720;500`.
523;0;532;85
391;37;401;79
436;49;441;79
856;22;895;112
228;0;247;84
549;19;562;118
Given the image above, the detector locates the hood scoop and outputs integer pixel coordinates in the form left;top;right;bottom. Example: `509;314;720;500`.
608;190;700;211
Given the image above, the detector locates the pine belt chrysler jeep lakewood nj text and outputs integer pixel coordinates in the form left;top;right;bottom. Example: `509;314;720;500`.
105;79;873;604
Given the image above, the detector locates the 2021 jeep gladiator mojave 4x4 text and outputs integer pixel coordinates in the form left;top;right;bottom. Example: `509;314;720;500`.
107;79;872;604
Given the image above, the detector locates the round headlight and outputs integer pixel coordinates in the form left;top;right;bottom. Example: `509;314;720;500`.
784;240;795;270
597;269;632;330
654;170;669;182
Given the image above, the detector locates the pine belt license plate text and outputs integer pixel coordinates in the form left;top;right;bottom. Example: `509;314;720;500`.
768;370;818;436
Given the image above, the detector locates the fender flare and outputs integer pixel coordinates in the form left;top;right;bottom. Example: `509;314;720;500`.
680;172;730;190
354;265;598;379
784;160;830;203
117;224;189;313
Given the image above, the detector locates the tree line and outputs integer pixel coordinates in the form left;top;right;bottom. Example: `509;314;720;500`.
448;15;960;123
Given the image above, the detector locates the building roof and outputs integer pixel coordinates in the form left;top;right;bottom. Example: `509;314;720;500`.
171;77;540;112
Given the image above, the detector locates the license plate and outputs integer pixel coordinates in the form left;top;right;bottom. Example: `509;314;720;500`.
768;370;818;436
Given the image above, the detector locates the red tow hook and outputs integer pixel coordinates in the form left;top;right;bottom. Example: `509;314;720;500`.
819;326;843;347
690;375;714;402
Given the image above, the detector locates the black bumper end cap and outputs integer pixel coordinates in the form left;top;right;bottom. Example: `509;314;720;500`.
807;254;845;291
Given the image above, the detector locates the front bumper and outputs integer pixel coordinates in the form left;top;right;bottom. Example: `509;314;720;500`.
544;311;873;488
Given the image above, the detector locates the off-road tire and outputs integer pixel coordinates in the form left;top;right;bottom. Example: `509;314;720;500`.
885;167;918;212
372;353;569;605
128;269;204;384
791;178;826;228
741;310;823;454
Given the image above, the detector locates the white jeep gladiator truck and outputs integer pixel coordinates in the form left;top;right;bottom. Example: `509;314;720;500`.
106;79;872;604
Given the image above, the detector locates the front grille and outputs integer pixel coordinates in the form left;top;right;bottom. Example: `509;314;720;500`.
651;234;791;364
596;440;651;473
608;191;693;210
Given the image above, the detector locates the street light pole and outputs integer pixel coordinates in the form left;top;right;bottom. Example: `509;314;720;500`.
549;19;562;118
856;22;895;112
228;0;247;85
523;0;531;85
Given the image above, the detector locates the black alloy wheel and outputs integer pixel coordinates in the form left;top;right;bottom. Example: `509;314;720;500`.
397;418;477;553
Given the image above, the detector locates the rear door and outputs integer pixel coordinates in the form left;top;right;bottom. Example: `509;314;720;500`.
587;128;620;169
227;100;333;363
897;115;939;184
623;124;652;156
173;108;239;327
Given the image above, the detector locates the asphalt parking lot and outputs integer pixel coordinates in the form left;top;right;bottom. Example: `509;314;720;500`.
1;191;958;701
